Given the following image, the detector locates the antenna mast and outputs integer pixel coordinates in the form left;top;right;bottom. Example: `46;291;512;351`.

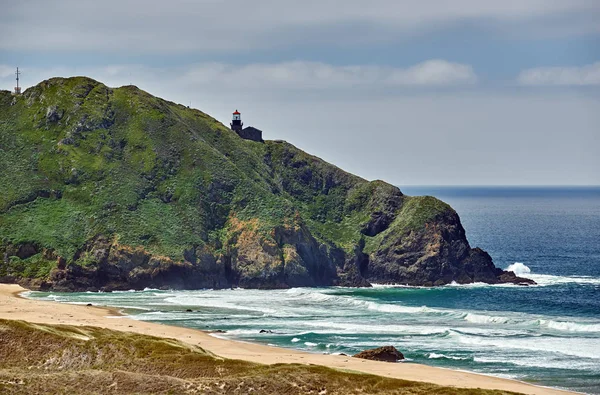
14;67;22;95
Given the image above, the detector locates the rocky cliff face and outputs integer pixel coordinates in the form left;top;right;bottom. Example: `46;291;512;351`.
0;77;533;291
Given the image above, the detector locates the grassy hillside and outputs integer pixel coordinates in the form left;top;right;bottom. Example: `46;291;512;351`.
0;77;525;290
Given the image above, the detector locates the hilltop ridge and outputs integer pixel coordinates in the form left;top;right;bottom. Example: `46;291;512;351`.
0;77;533;291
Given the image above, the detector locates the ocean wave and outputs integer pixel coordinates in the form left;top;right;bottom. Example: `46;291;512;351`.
217;329;264;336
428;352;469;361
364;301;436;314
506;262;531;276
463;313;513;325
505;262;600;286
473;356;600;371
370;283;413;288
291;337;301;343
539;319;600;333
286;288;448;316
452;331;600;359
463;311;600;333
304;342;318;347
301;320;450;336
446;281;520;288
527;273;600;286
163;295;279;315
286;288;452;315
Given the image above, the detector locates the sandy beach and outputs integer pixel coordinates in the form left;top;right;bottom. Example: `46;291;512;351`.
0;284;574;395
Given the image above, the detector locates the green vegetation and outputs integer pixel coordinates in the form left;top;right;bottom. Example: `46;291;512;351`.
0;319;520;394
0;77;458;287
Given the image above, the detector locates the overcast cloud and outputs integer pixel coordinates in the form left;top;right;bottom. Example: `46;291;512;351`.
1;1;600;52
1;1;598;185
518;62;600;86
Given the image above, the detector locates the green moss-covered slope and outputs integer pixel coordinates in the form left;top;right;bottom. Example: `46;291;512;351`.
0;77;532;290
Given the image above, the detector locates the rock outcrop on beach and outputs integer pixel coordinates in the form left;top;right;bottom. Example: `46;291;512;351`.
353;346;405;362
0;77;533;291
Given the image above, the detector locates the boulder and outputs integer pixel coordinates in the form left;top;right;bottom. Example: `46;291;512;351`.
353;346;404;362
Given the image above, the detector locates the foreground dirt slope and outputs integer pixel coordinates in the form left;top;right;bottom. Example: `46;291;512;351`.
0;319;522;395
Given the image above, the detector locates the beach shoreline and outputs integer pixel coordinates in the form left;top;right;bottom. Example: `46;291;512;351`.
0;283;575;395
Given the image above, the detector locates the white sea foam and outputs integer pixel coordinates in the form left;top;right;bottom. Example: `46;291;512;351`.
163;294;278;315
452;331;600;359
286;288;446;316
304;342;318;347
506;262;531;276
291;337;301;343
462;311;600;334
473;356;600;371
463;313;512;325
539;319;600;333
505;262;600;286
528;273;600;286
428;353;469;361
219;329;263;336
370;283;415;288
446;281;523;289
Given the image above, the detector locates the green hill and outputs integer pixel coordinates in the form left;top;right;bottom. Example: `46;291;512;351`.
0;77;531;291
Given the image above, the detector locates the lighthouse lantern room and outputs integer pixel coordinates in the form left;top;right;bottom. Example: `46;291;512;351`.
230;110;243;132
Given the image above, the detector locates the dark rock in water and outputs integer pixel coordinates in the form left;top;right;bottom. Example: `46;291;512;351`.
259;329;273;334
186;309;193;312
353;346;404;362
496;269;536;285
86;303;92;306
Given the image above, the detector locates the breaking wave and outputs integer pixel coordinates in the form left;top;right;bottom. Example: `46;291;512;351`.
505;262;600;286
428;353;470;361
506;262;531;276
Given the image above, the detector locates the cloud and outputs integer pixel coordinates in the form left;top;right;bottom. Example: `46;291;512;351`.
517;62;600;86
0;60;477;99
183;60;477;89
1;0;598;52
1;62;598;186
0;65;16;78
389;60;477;85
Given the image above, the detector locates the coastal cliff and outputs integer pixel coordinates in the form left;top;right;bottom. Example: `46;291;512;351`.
0;77;533;291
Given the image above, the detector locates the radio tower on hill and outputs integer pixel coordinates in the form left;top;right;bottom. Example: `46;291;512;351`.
14;67;21;95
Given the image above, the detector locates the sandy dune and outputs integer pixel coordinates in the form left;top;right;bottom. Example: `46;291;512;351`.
0;284;574;394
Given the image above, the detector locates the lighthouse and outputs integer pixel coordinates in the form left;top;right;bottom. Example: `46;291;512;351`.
230;109;264;142
230;110;243;132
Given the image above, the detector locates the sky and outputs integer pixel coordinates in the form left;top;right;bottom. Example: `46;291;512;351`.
1;0;599;186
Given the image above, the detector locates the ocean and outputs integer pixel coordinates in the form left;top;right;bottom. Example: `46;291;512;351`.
27;186;600;394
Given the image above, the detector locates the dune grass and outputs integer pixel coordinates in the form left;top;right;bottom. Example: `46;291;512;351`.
0;319;520;394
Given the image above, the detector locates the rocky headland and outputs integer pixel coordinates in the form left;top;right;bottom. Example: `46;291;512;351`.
0;77;533;291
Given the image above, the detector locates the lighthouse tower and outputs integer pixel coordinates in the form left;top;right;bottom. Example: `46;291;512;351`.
230;110;243;132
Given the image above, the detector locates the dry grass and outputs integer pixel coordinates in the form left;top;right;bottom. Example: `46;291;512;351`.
0;319;520;395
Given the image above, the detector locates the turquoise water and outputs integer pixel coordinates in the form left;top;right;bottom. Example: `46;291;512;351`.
28;187;600;394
